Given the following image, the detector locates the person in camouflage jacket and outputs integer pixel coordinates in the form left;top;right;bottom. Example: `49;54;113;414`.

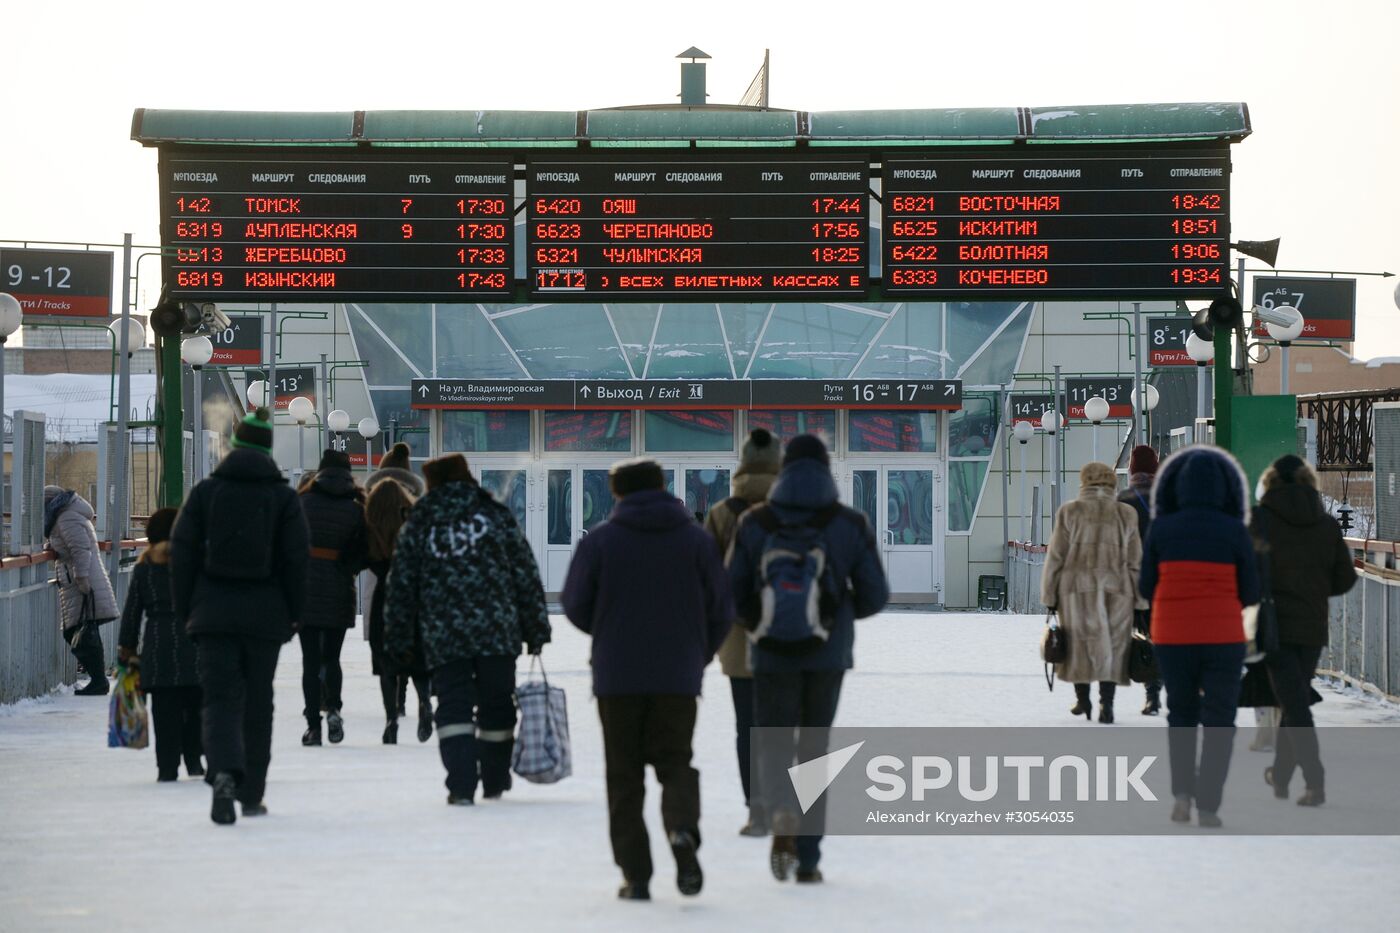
383;453;550;804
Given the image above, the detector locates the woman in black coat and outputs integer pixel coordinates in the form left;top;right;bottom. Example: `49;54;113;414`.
364;443;432;744
1250;455;1357;806
297;449;369;747
118;508;204;781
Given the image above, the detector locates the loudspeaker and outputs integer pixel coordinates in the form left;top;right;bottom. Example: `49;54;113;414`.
1233;238;1280;268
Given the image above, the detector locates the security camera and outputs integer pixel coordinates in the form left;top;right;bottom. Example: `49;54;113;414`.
1253;304;1300;328
199;302;231;332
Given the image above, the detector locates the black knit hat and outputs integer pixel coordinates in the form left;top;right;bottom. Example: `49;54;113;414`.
783;433;830;467
145;507;178;545
1271;454;1307;483
737;428;782;477
609;457;666;498
380;442;412;472
422;453;471;491
317;448;352;472
232;408;274;454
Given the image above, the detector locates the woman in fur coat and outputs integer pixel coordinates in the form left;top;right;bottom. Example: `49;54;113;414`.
1040;461;1142;723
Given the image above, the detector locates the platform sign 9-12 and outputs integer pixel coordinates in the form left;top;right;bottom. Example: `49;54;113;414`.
158;149;514;301
526;156;869;299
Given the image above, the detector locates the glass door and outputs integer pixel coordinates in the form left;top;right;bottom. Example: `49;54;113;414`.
470;458;536;560
663;462;733;523
543;464;617;592
848;465;942;600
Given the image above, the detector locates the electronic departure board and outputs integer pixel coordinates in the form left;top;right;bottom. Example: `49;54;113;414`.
525;157;869;299
158;150;513;301
882;148;1231;299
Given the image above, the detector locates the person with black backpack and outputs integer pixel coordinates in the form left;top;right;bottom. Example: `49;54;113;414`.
727;434;889;884
170;408;309;826
702;427;782;837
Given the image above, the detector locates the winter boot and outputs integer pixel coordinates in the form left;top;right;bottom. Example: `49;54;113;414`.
1098;683;1116;724
417;700;433;743
1198;810;1223;828
669;830;703;897
383;719;399;745
157;769;178;783
1297;788;1326;807
795;868;824;884
242;801;268;817
1264;766;1288;799
739;817;770;837
326;711;344;745
302;720;323;747
1070;684;1092;720
770;811;799;881
210;772;238;825
1141;685;1162;716
617;881;650;901
447;794;475;806
1170;796;1192;823
185;757;205;778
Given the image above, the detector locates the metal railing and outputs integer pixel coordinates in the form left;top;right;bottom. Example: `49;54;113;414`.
1321;539;1400;701
0;545;139;704
1006;542;1049;615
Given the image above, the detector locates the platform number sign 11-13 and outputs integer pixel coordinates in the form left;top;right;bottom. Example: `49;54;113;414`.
1065;377;1135;419
1148;317;1194;367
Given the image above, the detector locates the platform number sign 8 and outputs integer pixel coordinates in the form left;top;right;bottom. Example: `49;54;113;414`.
1147;317;1193;367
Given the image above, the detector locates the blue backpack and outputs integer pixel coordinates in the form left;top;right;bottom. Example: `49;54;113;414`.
747;503;843;656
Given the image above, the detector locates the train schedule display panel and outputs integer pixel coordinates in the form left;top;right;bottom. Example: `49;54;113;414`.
882;148;1231;299
525;156;869;299
158;149;514;301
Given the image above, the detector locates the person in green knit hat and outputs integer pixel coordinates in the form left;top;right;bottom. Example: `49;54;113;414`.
170;407;310;825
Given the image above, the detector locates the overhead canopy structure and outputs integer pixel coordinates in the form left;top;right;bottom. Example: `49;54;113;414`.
131;102;1250;148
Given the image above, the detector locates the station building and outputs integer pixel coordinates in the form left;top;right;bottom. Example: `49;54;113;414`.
132;103;1250;606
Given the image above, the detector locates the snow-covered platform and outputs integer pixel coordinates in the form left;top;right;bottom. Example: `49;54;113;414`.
3;613;1398;932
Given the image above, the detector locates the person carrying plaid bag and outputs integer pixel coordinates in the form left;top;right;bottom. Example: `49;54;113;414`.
384;453;551;807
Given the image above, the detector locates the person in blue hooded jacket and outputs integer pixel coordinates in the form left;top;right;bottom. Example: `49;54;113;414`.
1139;445;1260;828
727;434;889;884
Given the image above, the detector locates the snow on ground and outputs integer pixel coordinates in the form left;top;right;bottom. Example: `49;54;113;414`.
2;612;1398;933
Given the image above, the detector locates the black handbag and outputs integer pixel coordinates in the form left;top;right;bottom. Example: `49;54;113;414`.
1039;612;1067;691
1238;661;1324;708
1253;511;1282;655
1126;629;1159;684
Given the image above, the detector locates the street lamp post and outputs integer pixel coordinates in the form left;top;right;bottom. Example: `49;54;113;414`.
1012;420;1034;542
357;417;380;482
1264;305;1305;395
1186;332;1214;443
289;396;314;476
246;379;269;411
1040;408;1060;531
0;293;23;452
181;336;214;481
1084;396;1110;462
1130;384;1160;451
327;409;351;452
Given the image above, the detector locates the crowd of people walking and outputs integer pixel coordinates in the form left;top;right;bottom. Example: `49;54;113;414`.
45;400;1357;895
1043;444;1356;827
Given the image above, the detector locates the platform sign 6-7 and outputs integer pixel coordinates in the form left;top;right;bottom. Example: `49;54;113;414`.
1251;276;1356;341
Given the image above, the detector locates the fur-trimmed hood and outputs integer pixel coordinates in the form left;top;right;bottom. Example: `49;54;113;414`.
140;540;172;565
1152;445;1250;520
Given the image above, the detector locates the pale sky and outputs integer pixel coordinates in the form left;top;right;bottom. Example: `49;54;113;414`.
4;0;1397;351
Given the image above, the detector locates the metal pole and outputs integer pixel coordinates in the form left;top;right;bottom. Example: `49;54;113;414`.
1092;423;1100;462
111;234;133;575
1281;343;1291;395
1131;301;1145;446
1019;443;1028;543
268;302;278;412
366;435;374;482
1000;392;1011;583
1195;363;1207;443
192;366;204;481
318;352;329;455
1051;364;1062;521
297;424;305;475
